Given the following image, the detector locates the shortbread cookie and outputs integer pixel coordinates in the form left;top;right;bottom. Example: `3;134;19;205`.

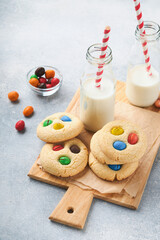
90;130;119;164
40;138;88;177
37;112;83;143
89;152;139;181
99;120;147;163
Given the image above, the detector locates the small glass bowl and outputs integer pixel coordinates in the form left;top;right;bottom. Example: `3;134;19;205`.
26;65;63;96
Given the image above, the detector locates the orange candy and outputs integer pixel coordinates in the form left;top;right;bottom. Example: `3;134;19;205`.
8;91;19;102
154;98;160;108
45;70;55;79
23;106;34;117
29;78;39;87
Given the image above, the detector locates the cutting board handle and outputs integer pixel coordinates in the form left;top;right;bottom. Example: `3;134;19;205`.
49;185;93;229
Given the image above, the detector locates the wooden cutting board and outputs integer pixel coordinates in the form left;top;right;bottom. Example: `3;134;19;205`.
28;81;160;229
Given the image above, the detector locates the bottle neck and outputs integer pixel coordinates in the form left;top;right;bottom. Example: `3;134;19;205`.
135;21;160;42
86;43;113;65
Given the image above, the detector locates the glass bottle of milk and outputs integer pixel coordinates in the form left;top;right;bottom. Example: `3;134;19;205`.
80;43;116;132
126;21;160;107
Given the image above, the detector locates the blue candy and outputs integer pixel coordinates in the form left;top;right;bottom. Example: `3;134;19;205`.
113;141;126;151
61;115;72;122
108;164;122;171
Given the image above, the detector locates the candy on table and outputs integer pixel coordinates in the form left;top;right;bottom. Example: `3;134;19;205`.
30;74;38;79
53;145;64;151
35;67;45;77
59;156;71;165
128;133;138;145
51;78;60;87
45;69;55;79
23;106;34;117
154;98;160;108
43;120;53;127
70;145;80;154
29;78;40;87
8;91;19;102
53;123;64;130
15;120;25;131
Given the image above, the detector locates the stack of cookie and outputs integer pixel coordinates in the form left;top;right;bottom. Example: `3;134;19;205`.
37;112;88;177
89;120;147;181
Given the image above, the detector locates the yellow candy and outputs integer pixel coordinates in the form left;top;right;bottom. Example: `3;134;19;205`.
53;123;64;130
111;126;124;135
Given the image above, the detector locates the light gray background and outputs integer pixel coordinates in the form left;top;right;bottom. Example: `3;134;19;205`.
0;0;160;239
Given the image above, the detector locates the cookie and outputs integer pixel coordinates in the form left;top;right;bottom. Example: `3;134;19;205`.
89;152;139;181
90;130;119;164
99;120;147;163
40;138;88;177
37;112;83;143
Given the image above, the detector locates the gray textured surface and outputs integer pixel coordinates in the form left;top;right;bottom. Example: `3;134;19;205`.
0;0;160;239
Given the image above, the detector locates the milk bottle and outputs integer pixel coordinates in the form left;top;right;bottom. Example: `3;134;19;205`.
80;44;116;132
126;21;160;107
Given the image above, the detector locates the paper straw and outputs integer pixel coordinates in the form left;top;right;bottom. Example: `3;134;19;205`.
95;26;111;88
133;0;152;75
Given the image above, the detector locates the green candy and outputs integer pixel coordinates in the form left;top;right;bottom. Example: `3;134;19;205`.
30;74;38;79
43;120;53;127
59;156;71;165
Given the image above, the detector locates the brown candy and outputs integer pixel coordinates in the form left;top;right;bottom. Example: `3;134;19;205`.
35;67;45;77
70;145;80;154
38;83;46;89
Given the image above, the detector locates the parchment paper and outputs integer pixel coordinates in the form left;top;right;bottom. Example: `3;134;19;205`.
68;101;160;198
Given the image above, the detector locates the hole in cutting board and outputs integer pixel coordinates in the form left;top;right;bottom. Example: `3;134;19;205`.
67;207;74;214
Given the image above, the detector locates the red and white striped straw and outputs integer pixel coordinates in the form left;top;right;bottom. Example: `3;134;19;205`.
133;0;152;76
95;26;111;88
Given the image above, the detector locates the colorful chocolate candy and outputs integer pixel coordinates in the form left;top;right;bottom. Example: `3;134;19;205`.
51;78;60;87
29;67;60;89
111;126;124;135
60;116;72;122
53;145;64;151
8;91;19;102
59;156;71;165
43;120;53;127
70;145;80;154
113;141;126;151
35;67;45;77
108;164;122;171
53;123;64;130
15;120;25;131
29;78;40;87
23;106;34;117
30;74;38;79
45;69;55;79
128;133;138;145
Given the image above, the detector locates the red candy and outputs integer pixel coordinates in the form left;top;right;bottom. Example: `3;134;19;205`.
39;77;46;84
53;145;64;151
15;120;25;131
128;133;138;145
51;78;60;87
46;84;52;88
